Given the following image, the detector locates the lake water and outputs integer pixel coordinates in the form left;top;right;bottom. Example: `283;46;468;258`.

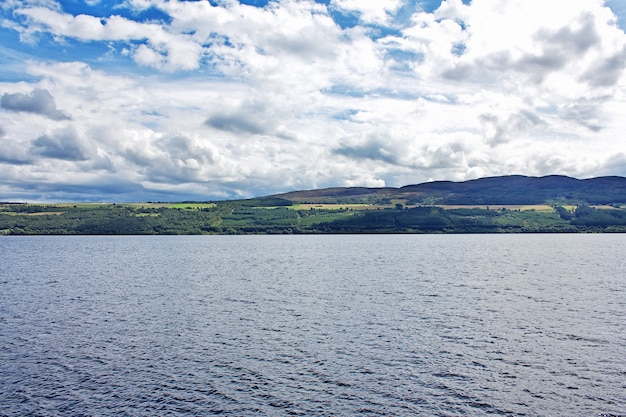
0;234;624;416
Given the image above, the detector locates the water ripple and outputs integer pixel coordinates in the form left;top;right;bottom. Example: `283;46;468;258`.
1;234;625;416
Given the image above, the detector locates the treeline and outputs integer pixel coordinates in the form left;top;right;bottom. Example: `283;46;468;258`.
568;204;626;227
314;206;560;233
0;204;226;235
316;205;626;233
1;203;625;235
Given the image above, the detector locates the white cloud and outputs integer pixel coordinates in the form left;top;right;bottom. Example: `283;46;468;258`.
0;0;60;12
331;0;403;25
0;0;625;201
14;7;203;71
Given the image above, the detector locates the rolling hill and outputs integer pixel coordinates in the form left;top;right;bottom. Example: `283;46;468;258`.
273;175;626;205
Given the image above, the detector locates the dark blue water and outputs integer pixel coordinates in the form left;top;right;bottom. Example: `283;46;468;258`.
1;234;625;416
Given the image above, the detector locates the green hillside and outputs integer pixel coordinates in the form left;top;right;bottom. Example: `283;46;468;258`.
2;175;626;234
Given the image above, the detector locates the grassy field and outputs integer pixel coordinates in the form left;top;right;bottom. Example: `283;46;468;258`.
290;203;372;210
290;203;581;212
0;211;61;216
46;203;111;209
438;204;555;211
124;202;217;209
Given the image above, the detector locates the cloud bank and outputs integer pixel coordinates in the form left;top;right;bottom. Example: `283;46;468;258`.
0;0;625;201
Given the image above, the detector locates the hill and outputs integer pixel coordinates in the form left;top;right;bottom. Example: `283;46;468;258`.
274;175;626;205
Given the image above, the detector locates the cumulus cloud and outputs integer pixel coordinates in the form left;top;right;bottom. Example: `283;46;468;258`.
0;0;625;201
559;100;605;132
31;126;91;161
121;132;221;184
582;46;626;87
203;96;295;138
480;110;546;146
1;89;70;120
14;7;202;71
330;0;403;26
333;135;401;165
0;138;32;165
425;1;624;93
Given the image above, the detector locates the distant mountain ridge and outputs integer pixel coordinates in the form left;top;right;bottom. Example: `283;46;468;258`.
273;175;626;205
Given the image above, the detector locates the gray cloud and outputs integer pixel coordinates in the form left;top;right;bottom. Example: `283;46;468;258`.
0;177;154;203
31;127;91;161
539;12;600;55
204;98;277;135
0;125;5;137
0;138;33;165
515;48;568;74
446;12;605;86
514;14;600;84
156;135;197;160
528;151;576;176
204;99;291;138
205;114;266;135
601;153;626;177
1;89;70;121
413;142;468;171
119;133;218;185
480;110;545;145
154;134;216;172
441;63;471;81
559;101;604;132
333;139;399;165
581;46;626;87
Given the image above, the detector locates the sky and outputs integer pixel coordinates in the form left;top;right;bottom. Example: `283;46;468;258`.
1;0;626;202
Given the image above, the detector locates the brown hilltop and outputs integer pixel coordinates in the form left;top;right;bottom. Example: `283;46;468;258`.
271;175;626;205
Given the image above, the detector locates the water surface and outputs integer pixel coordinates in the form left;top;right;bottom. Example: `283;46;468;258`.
1;234;625;416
